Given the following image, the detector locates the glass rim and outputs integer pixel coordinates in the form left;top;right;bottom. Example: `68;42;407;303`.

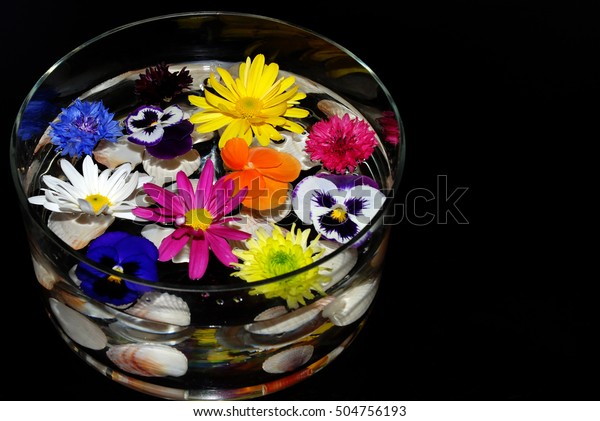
9;10;407;293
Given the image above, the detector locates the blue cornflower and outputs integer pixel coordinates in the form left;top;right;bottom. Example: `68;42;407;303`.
17;88;59;141
49;99;122;158
75;231;159;306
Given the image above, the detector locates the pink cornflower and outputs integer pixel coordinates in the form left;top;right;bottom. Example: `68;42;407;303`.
132;160;251;280
305;113;378;174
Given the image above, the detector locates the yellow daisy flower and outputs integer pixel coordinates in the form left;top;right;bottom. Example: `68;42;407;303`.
188;54;310;148
231;224;330;309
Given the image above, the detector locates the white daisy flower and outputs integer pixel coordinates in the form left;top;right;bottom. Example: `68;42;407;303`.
28;155;151;220
28;155;152;249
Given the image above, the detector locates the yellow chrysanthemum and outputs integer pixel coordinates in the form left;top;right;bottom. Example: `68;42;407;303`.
231;224;330;309
188;54;310;148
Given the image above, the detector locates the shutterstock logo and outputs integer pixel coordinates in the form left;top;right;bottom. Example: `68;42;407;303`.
384;175;469;226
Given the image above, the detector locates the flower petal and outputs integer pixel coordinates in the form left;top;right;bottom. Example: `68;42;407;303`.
188;236;209;280
205;230;238;267
292;176;337;224
158;227;191;262
221;137;250;170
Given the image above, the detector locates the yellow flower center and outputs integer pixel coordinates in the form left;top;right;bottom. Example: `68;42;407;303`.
107;265;124;284
331;205;348;222
184;208;214;231
85;194;112;214
236;97;263;119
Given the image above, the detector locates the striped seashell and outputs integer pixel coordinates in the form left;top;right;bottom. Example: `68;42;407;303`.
142;148;200;186
245;297;333;335
125;292;191;327
268;131;319;171
30;250;61;290
322;278;379;326
319;240;359;290
106;343;188;377
93;137;145;169
49;298;108;350
262;345;314;374
47;212;114;250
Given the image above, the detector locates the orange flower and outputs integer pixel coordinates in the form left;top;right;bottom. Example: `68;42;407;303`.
221;137;301;211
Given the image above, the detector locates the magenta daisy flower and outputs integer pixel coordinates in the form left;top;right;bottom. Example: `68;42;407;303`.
305;113;378;174
132;160;251;280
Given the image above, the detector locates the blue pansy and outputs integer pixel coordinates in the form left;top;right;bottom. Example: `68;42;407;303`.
75;231;159;306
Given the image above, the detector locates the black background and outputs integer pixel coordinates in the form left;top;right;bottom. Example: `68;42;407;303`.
3;1;598;401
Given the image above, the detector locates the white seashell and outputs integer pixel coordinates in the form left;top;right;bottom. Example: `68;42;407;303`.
262;345;314;374
245;297;333;335
125;292;191;327
227;212;276;251
48;212;114;250
93;137;145;169
191;130;215;144
319;240;359;290
49;298;108;350
286;72;322;94
30;250;61;290
317;99;358;119
322;278;379;326
253;306;288;321
106;343;188;377
140;224;191;264
269;131;319;171
142;148;200;186
53;280;115;319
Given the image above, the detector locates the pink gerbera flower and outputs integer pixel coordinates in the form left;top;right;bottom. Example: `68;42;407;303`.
305;113;378;174
132;160;251;280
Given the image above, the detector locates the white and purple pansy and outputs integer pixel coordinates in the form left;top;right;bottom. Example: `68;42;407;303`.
292;173;385;244
124;104;184;146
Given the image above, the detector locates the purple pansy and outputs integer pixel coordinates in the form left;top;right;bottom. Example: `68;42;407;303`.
124;104;184;146
292;173;385;244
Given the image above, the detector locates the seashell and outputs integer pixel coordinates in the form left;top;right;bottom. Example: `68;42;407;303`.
108;322;192;346
227;211;276;251
79;69;141;99
262;345;314;374
237;190;292;224
317;98;358;119
269;131;319;171
142;148;200;186
319;240;359;290
93;137;145;169
33;127;53;154
106;343;188;377
30;250;61;290
49;298;108;350
53;280;114;320
125;292;191;327
191;130;215;144
286;72;321;94
140;224;191;264
253;306;288;321
322;278;379;326
245;296;333;335
47;212;114;250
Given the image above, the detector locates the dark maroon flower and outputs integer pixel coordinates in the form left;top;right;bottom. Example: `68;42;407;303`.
134;62;194;105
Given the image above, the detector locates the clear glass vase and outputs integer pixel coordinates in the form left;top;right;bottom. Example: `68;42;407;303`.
10;11;405;400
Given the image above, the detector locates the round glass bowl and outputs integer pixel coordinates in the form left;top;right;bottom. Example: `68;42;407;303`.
10;11;405;400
